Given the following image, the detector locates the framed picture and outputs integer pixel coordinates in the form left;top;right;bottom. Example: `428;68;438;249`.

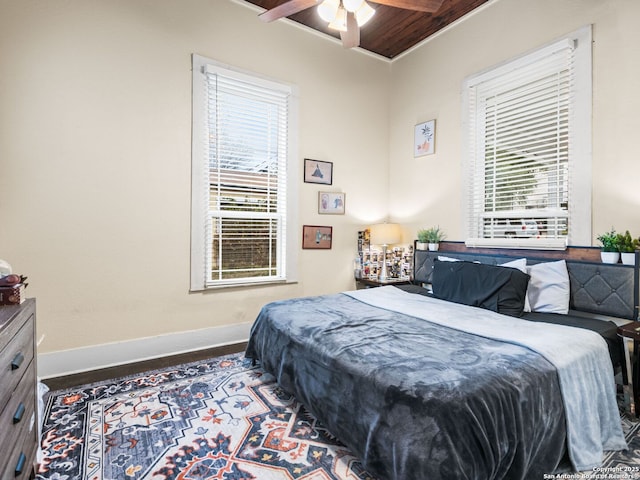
302;225;332;249
414;119;435;157
318;192;345;215
304;159;333;185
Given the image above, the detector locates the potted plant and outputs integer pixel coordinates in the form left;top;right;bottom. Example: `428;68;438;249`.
416;229;429;251
417;226;446;251
596;227;620;264
619;230;637;265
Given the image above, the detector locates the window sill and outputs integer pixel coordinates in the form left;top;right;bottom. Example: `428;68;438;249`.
465;238;568;250
190;278;298;293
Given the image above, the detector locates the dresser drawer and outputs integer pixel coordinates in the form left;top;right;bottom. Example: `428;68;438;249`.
4;441;38;480
0;361;36;472
1;408;37;480
0;301;33;350
0;315;35;412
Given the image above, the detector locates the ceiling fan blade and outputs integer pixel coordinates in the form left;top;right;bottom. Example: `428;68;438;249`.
259;0;322;22
369;0;445;13
340;11;360;48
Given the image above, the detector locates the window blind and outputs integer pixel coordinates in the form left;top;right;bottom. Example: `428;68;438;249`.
465;39;576;249
203;66;290;285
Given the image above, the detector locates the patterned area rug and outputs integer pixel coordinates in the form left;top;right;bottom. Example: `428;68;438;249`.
38;353;640;480
38;353;373;480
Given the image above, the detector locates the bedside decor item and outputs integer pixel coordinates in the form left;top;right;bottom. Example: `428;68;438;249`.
597;227;620;264
417;226;446;251
414;119;435;157
318;192;345;214
370;223;400;280
302;225;332;249
0;273;28;305
304;159;333;185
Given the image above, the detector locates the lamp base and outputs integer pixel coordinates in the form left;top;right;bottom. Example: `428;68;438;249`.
378;245;389;281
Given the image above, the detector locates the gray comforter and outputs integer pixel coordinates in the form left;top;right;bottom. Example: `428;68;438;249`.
245;287;626;479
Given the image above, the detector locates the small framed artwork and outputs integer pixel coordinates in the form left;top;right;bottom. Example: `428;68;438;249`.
318;192;346;215
302;225;333;249
414;119;436;157
304;158;333;185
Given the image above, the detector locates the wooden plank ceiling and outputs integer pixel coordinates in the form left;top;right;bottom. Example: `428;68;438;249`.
242;0;490;59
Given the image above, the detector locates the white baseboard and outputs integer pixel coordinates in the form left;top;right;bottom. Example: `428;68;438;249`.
37;322;253;379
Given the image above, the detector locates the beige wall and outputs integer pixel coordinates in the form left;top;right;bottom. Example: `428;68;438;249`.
2;0;639;365
388;0;640;244
0;0;390;356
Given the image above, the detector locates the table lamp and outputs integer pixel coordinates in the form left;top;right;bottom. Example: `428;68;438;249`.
370;223;400;281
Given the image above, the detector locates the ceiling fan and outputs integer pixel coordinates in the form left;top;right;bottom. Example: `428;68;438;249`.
258;0;445;49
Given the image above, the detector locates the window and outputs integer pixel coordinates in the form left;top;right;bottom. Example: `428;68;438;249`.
463;26;592;249
191;55;298;289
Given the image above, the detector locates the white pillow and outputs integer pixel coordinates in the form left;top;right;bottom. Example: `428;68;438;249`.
437;255;460;262
525;260;570;314
499;258;527;273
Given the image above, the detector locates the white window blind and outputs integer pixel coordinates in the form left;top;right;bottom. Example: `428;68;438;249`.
191;56;295;289
463;27;592;249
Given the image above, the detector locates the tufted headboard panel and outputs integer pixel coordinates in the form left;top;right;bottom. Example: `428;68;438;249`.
413;244;640;320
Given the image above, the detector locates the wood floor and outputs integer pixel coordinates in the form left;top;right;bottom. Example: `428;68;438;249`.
43;342;248;391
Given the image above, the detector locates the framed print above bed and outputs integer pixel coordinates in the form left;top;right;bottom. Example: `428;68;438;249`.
414;119;435;157
304;159;333;185
302;225;332;249
318;192;345;215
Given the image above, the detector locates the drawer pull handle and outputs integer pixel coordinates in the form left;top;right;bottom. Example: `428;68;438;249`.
11;352;24;370
13;403;25;424
14;452;26;476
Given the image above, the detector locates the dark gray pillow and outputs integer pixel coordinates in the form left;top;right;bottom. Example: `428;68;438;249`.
432;260;530;317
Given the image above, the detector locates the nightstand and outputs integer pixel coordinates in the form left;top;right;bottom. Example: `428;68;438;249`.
617;321;640;417
355;278;411;289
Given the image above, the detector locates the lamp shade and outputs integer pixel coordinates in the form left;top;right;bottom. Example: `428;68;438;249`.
328;5;347;31
370;223;401;246
317;0;339;22
355;1;375;26
343;0;364;12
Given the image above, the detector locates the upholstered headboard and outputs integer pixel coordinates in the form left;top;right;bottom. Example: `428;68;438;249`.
413;243;640;321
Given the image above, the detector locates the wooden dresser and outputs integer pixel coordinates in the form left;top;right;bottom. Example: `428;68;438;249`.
0;299;37;479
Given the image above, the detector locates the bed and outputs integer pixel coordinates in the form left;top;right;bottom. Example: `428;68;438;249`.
245;244;637;479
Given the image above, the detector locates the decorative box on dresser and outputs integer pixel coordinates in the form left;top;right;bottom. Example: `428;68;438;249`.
0;299;37;479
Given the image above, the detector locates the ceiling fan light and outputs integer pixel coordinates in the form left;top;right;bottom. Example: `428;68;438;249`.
343;0;364;13
355;1;375;26
328;6;347;32
317;0;339;23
